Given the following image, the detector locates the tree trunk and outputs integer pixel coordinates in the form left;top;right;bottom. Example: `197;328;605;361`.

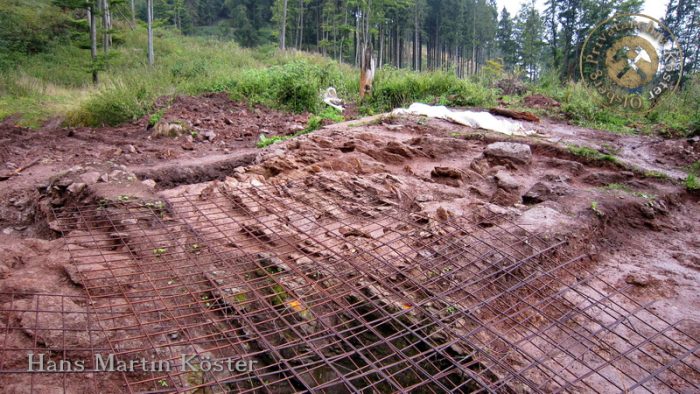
147;0;154;65
89;6;98;84
297;0;304;50
413;4;419;71
280;0;288;50
378;24;384;68
130;0;135;25
102;0;111;53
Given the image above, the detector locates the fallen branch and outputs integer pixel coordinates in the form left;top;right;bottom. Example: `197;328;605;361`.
0;158;41;181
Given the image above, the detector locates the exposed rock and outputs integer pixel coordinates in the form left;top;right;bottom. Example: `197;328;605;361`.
491;188;520;206
67;182;86;195
545;158;585;175
431;167;462;179
517;205;575;235
484;142;532;166
385;141;414;158
522;182;554;204
19;296;112;349
142;179;157;189
80;171;101;185
430;167;463;187
494;170;520;191
201;130;217;142
470;158;490;175
625;274;651;287
152;121;185;138
181;141;195;151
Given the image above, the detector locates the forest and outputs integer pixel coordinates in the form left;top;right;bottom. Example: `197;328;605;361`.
4;1;699;79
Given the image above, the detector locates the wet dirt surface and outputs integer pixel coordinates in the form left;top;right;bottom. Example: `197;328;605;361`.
0;102;698;392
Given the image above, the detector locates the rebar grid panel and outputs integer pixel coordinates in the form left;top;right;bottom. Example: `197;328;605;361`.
0;177;692;393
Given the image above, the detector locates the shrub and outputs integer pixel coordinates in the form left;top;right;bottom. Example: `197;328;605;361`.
66;78;159;126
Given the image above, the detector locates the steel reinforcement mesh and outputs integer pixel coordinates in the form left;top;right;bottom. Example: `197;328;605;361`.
1;178;698;393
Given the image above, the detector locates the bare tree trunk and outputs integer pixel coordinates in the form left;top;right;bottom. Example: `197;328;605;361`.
147;0;154;65
89;5;98;84
280;0;288;50
296;0;304;49
378;24;384;68
360;43;375;100
130;0;135;25
102;0;111;53
414;4;419;71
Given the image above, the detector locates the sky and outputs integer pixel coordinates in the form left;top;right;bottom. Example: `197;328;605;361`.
494;0;669;20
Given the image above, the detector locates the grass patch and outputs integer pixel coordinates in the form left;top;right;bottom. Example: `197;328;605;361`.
686;162;700;191
256;107;344;148
567;145;618;163
367;68;496;112
643;170;669;180
604;183;655;199
590;201;604;217
686;174;700;191
148;107;167;127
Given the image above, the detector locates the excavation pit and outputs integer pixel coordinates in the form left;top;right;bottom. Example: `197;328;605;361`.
0;178;696;393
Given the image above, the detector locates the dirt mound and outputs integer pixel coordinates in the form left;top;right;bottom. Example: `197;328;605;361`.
158;93;309;140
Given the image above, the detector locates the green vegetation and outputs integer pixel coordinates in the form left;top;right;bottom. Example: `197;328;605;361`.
687;174;700;191
567;145;618;163
590;201;604;217
153;247;167;256
148;107;166;127
604;184;655;199
686;162;700;191
1;0;699;138
644;170;669;180
257;107;344;148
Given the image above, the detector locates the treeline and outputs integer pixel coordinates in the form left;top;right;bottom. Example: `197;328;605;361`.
2;0;698;81
143;0;699;80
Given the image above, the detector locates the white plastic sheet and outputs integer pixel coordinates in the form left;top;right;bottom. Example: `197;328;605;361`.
392;103;534;136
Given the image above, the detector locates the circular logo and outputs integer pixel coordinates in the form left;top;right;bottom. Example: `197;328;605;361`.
580;14;684;113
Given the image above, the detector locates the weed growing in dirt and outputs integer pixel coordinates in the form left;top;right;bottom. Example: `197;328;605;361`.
605;183;631;192
686;162;700;191
306;107;344;132
257;107;344;148
686;174;700;191
567;145;618;163
644;170;669;180
148;108;166;127
590;201;604;217
153;247;167;256
604;184;655;199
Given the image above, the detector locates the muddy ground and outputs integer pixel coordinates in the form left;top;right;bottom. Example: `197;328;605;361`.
0;95;698;392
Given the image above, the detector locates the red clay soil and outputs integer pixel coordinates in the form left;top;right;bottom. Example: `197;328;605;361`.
0;99;698;392
0;93;307;170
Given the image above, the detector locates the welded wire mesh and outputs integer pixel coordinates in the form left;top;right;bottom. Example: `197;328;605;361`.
0;177;697;393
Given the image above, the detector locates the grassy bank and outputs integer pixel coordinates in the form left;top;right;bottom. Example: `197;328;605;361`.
1;23;698;138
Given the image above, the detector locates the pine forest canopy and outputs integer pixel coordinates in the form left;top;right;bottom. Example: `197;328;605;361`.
1;0;698;82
